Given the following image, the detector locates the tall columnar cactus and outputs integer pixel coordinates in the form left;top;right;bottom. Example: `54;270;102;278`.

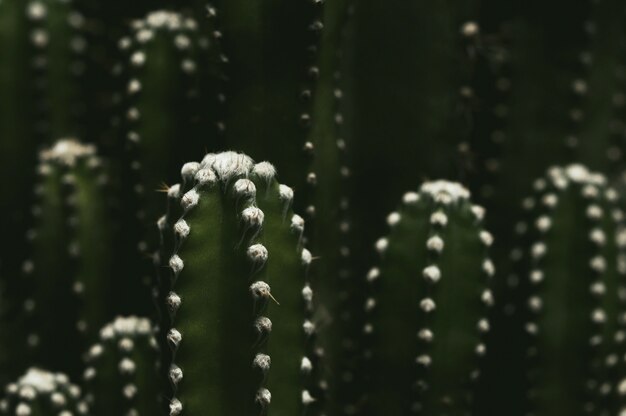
204;0;322;189
115;9;224;223
0;0;86;293
299;0;360;413
161;151;317;415
484;0;626;236
113;10;225;274
364;181;494;415
350;2;492;263
513;165;626;415
84;316;161;415
0;368;88;415
21;139;127;378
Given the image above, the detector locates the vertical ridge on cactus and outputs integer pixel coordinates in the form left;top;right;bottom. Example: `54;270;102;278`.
300;0;360;413
84;316;161;415
161;151;315;415
365;180;494;415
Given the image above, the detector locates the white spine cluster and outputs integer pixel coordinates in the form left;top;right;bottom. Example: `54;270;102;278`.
0;368;88;415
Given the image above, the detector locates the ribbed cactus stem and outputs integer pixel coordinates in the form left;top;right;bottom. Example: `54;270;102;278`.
366;180;494;415
84;316;161;415
206;0;321;188
0;368;88;415
519;164;626;415
0;0;86;310
162;151;315;415
116;10;224;225
22;139;115;378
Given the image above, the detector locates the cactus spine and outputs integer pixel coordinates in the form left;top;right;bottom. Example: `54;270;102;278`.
519;165;625;414
84;316;161;415
161;152;316;415
0;368;88;415
22;139;117;377
365;181;494;415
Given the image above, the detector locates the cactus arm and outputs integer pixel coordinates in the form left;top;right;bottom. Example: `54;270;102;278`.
84;316;161;415
367;182;493;415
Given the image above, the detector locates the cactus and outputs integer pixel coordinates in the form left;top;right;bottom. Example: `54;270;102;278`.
204;0;322;188
0;0;87;296
21;139;120;378
349;2;488;259
84;316;161;415
110;10;226;319
512;165;626;415
161;151;316;415
0;368;88;415
115;9;224;223
364;181;494;415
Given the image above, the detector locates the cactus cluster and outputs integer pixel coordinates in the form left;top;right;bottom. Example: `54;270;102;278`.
2;1;626;415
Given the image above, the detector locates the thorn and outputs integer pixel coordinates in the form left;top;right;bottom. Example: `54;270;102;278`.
156;182;171;193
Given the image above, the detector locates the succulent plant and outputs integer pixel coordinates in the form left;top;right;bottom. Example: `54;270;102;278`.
0;1;625;415
84;316;161;415
160;151;317;415
0;368;88;415
21;139;141;378
514;165;626;415
0;0;87;294
363;181;494;415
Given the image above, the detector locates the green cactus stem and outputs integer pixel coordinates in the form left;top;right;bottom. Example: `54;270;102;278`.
300;0;362;413
364;181;494;415
162;151;316;415
115;9;225;225
515;165;626;415
21;139;120;378
203;0;321;188
0;368;88;415
111;10;225;319
0;0;87;302
349;2;487;263
84;316;161;415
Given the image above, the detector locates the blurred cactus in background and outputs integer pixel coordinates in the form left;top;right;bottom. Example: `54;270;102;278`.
1;1;626;415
